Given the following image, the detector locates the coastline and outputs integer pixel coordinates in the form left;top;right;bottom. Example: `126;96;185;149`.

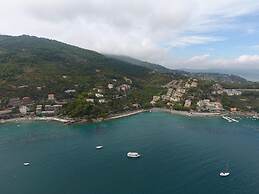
0;108;257;125
105;109;147;121
150;108;221;117
0;116;73;124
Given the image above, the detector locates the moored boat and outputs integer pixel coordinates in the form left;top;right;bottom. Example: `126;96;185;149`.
127;152;141;158
219;172;230;177
96;145;103;149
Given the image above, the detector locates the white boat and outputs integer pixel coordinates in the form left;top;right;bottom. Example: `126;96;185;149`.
219;163;230;177
23;162;30;166
127;152;141;158
222;116;233;123
230;118;239;123
96;145;103;149
219;172;230;177
222;116;239;123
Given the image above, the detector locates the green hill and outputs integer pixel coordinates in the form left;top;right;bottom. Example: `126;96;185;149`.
106;54;173;73
0;35;258;118
0;35;173;118
0;35;171;98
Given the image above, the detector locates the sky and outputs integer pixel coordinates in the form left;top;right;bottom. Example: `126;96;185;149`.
1;0;259;71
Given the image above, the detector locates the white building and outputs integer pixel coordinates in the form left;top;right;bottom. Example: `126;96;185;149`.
36;105;43;114
95;93;104;98
64;89;76;94
184;100;192;108
108;84;114;89
19;105;28;114
197;99;223;112
98;99;106;103
150;96;161;105
223;89;242;96
191;81;198;88
86;98;95;103
48;94;55;101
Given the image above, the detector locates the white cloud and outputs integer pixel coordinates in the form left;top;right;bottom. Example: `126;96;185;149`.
170;36;223;47
187;54;211;62
237;55;259;64
175;54;259;69
0;0;259;67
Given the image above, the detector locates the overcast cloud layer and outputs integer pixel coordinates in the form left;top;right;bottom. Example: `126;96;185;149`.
1;0;259;70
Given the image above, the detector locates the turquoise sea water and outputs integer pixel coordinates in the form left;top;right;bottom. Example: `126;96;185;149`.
1;112;259;194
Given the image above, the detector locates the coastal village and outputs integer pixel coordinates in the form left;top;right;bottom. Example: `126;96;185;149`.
1;73;258;122
0;75;134;121
150;78;247;113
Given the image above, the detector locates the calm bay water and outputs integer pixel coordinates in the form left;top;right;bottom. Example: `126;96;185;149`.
1;112;259;194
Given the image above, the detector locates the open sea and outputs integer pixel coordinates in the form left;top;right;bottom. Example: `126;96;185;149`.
1;112;259;194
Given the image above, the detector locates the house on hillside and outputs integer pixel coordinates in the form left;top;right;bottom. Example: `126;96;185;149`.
184;99;192;108
22;97;32;105
19;105;29;115
8;98;21;108
48;94;55;101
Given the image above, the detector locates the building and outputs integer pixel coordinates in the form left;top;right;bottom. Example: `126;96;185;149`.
176;88;186;93
124;77;132;84
36;105;43;114
197;99;223;112
161;95;170;101
45;105;54;111
184;99;192;108
48;94;55;101
64;89;76;94
18;85;28;89
22;97;32;105
53;105;63;112
45;105;62;113
223;89;242;96
98;99;106;103
167;88;173;96
19;105;28;115
95;93;104;98
8;98;21;108
117;84;131;92
230;107;237;112
36;86;42;91
97;89;103;93
86;98;94;103
170;97;181;102
150;96;161;105
191;81;198;88
0;109;12;115
41;111;55;116
152;96;160;102
108;84;114;89
0;109;12;119
132;103;141;108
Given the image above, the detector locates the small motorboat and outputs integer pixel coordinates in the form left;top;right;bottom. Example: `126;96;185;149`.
219;172;230;177
127;152;141;158
23;162;30;166
96;145;103;149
